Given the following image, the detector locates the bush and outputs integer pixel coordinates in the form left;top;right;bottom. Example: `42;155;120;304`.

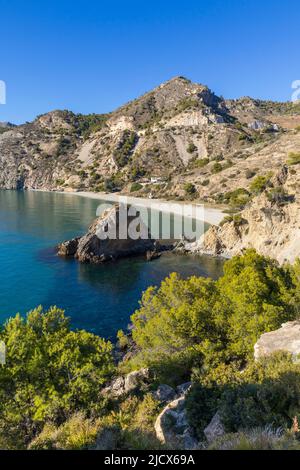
113;130;138;167
193;158;209;168
217;188;251;208
186;143;197;154
184;182;197;197
250;173;273;194
0;307;114;448
29;412;103;450
187;353;300;439
266;187;293;204
208;427;300;450
287;152;300;165
211;162;223;174
127;250;298;383
130;182;143;193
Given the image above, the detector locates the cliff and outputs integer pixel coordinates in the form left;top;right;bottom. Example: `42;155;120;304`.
192;165;300;264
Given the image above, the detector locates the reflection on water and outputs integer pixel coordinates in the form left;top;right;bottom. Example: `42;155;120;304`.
0;190;224;339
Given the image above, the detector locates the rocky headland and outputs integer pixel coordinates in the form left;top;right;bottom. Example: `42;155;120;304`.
58;203;162;263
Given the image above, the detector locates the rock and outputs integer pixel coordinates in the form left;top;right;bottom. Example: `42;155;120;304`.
254;321;300;360
187;165;300;265
124;368;150;393
57;237;80;256
58;204;157;263
154;394;198;450
176;382;192;396
146;250;161;261
102;368;150;398
203;412;225;443
153;384;176;402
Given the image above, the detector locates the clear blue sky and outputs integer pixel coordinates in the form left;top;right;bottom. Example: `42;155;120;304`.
0;0;299;124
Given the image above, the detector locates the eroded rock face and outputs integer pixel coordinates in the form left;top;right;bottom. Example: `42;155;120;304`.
58;204;157;263
188;166;300;264
254;321;300;360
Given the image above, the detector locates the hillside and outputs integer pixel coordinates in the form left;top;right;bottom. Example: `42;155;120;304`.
1;76;300;204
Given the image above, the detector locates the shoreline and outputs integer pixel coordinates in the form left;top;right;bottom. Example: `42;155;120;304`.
54;190;226;226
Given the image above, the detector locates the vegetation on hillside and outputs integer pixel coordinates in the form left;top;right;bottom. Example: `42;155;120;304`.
0;250;300;449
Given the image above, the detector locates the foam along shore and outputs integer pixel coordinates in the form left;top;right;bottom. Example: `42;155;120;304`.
61;191;226;226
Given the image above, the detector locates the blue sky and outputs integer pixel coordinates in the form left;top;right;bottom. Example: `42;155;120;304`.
0;0;299;123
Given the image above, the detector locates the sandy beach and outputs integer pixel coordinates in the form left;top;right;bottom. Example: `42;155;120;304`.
61;191;226;226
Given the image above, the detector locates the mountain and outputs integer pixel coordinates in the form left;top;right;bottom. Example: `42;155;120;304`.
0;76;300;205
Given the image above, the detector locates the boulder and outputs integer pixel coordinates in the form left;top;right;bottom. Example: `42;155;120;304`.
203;412;225;443
153;384;176;402
154;394;198;450
254;321;300;360
102;368;150;398
176;382;192;396
58;203;157;263
57;237;80;256
124;368;150;393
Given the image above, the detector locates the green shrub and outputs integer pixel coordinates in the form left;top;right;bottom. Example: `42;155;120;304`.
217;188;251;208
0;307;114;448
113;130;138;167
287;152;300;165
184;182;197;197
130;182;143;193
186;143;197;154
193;158;209;168
29;412;103;450
127;250;297;384
250;173;273;194
187;353;300;439
211;162;223;174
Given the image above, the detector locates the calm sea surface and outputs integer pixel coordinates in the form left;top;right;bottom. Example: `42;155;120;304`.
0;190;224;339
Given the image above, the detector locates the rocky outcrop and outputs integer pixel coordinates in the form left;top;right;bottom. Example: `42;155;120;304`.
254;321;300;360
189;165;300;264
154;383;198;450
58;204;160;263
153;384;176;402
102;368;150;398
203;412;225;443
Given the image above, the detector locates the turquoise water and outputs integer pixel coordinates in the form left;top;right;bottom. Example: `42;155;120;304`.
0;190;223;339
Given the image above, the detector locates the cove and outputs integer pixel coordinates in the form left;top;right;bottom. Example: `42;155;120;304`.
0;190;224;339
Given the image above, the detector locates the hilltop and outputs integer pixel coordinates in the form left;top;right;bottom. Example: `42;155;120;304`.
1;76;300;204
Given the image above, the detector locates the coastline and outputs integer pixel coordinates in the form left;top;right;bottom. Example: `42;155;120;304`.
54;190;226;226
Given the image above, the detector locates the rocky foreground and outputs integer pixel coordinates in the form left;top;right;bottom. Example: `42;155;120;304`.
101;320;300;450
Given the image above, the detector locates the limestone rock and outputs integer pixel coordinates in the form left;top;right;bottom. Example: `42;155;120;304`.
102;368;150;398
153;384;176;402
254;321;300;360
203;412;225;443
58;204;157;263
124;368;150;393
188;165;300;265
154;394;198;450
57;237;80;256
176;382;192;395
